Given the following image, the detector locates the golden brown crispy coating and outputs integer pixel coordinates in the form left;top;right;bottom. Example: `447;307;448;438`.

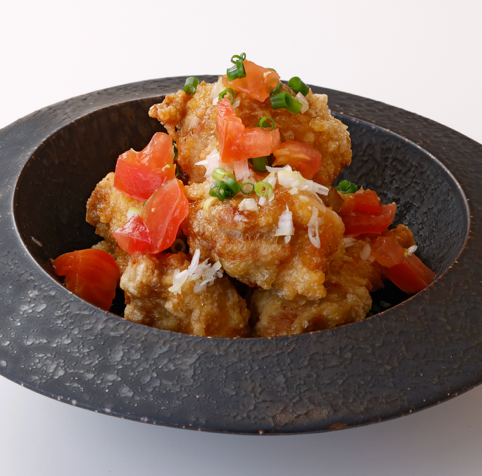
120;252;250;337
149;79;351;186
182;181;345;300
91;240;131;276
86;172;143;244
233;89;352;186
251;282;371;338
149;83;217;184
250;224;416;337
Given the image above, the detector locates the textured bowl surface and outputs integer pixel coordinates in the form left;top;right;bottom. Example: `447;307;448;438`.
1;76;481;434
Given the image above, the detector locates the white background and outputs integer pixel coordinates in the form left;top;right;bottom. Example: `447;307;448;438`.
1;1;482;475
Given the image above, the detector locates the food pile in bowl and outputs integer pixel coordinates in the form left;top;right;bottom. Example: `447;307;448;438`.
52;53;435;338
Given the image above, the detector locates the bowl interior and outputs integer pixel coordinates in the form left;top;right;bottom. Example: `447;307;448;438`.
13;99;469;315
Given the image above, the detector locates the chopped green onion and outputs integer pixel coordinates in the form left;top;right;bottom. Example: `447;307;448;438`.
230;53;246;64
216;182;233;201
256;116;276;131
335;180;359;194
288;76;310;96
212;167;235;181
227;61;246;81
241;183;255;195
286;98;303;114
251;156;270;172
170;238;187;254
255;181;274;198
184;77;200;95
209;180;223;198
270;91;293;110
267;68;277;72
175;164;180;178
225;177;241;196
219;88;235;104
271;82;283;96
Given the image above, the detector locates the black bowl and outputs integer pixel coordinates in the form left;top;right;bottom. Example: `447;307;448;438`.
1;76;481;434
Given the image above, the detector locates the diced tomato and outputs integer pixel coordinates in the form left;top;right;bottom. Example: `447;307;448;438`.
342;203;397;235
112;214;152;255
272;140;322;179
386;254;436;294
114;132;175;201
141;179;189;254
216;99;281;163
340;190;382;216
225;60;280;102
370;236;405;268
53;249;119;311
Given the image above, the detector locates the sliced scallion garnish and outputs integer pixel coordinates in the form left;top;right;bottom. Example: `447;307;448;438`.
251;156;270;172
288;76;309;96
255;181;274;198
212;167;235;181
270;91;293;110
219;88;235;104
271;82;283;96
230;53;246;64
170;238;187;254
334;180;359;194
227;61;246;81
209;180;223;198
256;116;276;131
241;183;255;195
183;77;200;95
225;177;241;196
286;98;303;114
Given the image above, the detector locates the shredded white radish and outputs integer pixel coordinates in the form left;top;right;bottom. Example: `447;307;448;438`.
170;249;224;294
238;198;259;212
187;116;200;131
210;78;227;105
168;269;190;294
233;159;249;181
232;96;241;109
407;245;418;256
266;165;328;196
308;207;322;248
296;92;309;114
360;243;371;261
198;148;234;180
343;236;358;248
275;206;295;238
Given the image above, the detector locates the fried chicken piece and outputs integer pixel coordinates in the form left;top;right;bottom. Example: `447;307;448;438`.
250;224;416;337
86;172;142;244
182;181;345;300
86;172;142;274
251;283;371;337
120;252;250;337
149;83;217;184
149;79;352;186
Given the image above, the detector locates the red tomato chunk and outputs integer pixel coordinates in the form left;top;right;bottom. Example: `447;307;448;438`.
370;236;405;268
226;60;280;102
216;99;281;163
53;249;119;311
272;140;322;179
112;214;152;255
386;254;436;294
114;132;175;201
141;179;189;254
